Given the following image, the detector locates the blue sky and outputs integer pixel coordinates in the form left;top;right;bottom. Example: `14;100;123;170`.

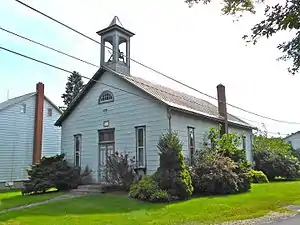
0;0;299;136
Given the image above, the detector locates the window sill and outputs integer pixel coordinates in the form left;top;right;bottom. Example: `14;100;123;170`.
134;167;146;173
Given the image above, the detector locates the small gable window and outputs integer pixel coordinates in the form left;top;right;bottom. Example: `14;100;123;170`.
47;108;53;117
98;91;114;104
20;104;26;113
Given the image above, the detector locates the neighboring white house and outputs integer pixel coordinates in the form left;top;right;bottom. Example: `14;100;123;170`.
284;131;300;150
55;16;255;183
0;82;62;188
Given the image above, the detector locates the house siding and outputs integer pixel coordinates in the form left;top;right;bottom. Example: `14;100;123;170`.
0;96;35;182
60;72;169;182
42;100;62;157
285;133;300;150
0;96;62;183
170;110;253;163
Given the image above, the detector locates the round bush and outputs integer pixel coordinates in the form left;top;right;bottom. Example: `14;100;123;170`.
129;176;169;202
254;150;300;181
190;155;251;195
247;169;269;183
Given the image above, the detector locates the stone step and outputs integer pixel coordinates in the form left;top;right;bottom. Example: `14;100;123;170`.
70;184;104;194
70;189;101;194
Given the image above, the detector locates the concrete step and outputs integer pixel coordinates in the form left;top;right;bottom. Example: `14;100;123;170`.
70;184;104;194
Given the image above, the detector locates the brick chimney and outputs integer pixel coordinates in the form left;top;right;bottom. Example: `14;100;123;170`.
33;82;44;164
217;84;228;135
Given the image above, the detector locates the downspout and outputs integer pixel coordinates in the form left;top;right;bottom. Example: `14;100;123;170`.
167;107;172;133
250;132;255;166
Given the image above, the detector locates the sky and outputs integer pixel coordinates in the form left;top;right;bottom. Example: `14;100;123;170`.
0;0;299;136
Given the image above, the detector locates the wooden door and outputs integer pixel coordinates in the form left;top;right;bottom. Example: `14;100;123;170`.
98;129;115;182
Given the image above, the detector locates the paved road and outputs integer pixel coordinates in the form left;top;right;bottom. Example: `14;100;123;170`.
271;215;300;225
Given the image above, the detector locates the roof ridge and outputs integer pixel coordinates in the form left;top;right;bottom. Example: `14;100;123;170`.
0;92;35;104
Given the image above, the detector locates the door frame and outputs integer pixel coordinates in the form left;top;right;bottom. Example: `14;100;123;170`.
97;128;115;182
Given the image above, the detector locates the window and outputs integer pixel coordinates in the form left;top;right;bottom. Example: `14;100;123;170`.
136;126;146;167
20;104;26;113
99;129;114;143
188;127;195;163
74;134;82;167
242;135;246;150
98;91;114;104
47;108;52;117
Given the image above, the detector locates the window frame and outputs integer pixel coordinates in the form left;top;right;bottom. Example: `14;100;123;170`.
135;126;146;168
242;135;246;150
20;104;26;113
187;126;195;164
74;134;82;167
98;128;115;144
47;108;53;117
98;90;114;104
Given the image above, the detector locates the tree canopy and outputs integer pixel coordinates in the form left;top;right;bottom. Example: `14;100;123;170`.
253;135;293;155
185;0;300;75
61;71;85;107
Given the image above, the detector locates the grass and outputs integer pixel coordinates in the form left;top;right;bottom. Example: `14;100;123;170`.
0;189;63;211
1;182;300;225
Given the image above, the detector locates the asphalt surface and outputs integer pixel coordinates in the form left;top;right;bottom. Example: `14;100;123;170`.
271;215;300;225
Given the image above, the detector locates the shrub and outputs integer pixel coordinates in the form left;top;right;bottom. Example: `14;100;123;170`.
21;154;91;195
106;152;136;191
155;132;193;200
207;127;247;164
254;149;300;181
190;155;251;195
129;176;169;202
247;169;269;183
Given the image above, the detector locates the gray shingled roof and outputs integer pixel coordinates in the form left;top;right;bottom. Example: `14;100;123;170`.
121;75;251;127
0;92;35;111
55;67;253;129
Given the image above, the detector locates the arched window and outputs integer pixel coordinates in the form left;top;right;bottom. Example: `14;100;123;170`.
98;91;114;104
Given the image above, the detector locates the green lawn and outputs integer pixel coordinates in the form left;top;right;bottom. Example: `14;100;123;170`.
0;189;62;211
1;182;300;225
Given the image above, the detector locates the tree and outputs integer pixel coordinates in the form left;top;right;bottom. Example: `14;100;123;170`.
253;135;300;180
185;0;300;75
253;135;293;155
154;132;193;200
205;127;247;164
61;71;85;107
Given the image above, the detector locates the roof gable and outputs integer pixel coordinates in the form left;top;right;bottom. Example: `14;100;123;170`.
0;92;62;115
55;67;254;130
284;131;300;140
0;92;35;112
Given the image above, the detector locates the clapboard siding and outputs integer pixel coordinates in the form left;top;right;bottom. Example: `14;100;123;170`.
170;110;253;163
42;101;61;157
0;95;61;183
61;72;169;181
285;133;300;150
228;126;253;163
0;96;35;182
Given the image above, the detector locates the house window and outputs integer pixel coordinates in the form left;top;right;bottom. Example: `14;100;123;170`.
47;108;52;117
20;104;26;113
188;127;195;163
98;91;114;104
136;126;146;168
74;134;82;167
242;135;246;150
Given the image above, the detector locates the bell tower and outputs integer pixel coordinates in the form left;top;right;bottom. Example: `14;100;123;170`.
97;16;135;75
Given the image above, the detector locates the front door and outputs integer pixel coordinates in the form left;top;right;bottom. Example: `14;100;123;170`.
98;129;115;182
